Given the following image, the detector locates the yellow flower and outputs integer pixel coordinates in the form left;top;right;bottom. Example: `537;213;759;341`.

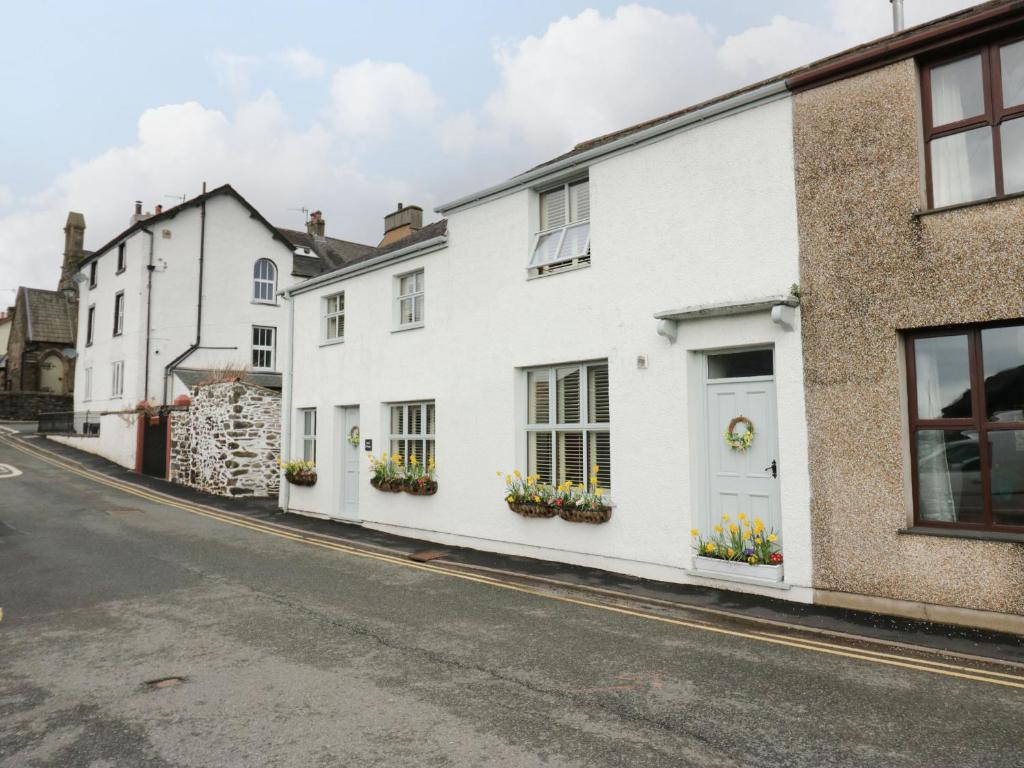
514;469;521;478
705;542;716;553
738;513;747;521
592;464;600;474
722;514;730;522
590;475;598;486
506;474;512;484
595;489;604;497
532;495;540;503
747;556;758;565
691;528;699;537
391;453;401;463
767;534;778;543
496;471;503;477
410;455;418;465
728;524;739;534
506;495;514;502
727;547;735;557
755;537;763;545
742;533;751;542
713;525;723;534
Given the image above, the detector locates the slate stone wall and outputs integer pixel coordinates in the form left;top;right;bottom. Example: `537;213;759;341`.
0;392;74;420
170;382;280;497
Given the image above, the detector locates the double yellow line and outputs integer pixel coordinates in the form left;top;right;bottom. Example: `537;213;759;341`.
4;434;1024;691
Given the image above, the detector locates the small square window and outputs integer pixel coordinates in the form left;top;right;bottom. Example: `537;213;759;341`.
395;270;424;328
324;292;345;341
530;178;591;275
252;326;276;370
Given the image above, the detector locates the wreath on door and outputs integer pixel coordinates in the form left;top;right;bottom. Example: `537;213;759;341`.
347;426;361;447
724;416;754;452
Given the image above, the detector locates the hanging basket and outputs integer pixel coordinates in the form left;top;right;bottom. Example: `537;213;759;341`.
403;478;438;496
507;500;558;518
370;476;403;493
286;470;317;487
557;504;612;524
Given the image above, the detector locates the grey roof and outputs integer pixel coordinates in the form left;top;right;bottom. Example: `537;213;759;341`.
21;288;75;344
277;228;377;277
174;368;283;390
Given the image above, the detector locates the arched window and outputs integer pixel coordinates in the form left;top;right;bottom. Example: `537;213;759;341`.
253;259;277;303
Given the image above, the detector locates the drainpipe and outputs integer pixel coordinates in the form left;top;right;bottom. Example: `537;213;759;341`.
279;288;295;512
142;228;155;400
163;184;207;404
890;0;905;33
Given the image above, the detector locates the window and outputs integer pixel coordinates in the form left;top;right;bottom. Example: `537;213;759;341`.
395;270;424;328
324;292;345;342
529;177;590;274
389;401;435;467
88;261;97;289
252;326;276;370
86;305;95;346
116;243;126;273
111;361;124;398
922;39;1024;208
906;322;1024;532
526;361;610;491
299;408;317;463
253;258;277;303
112;291;124;336
83;367;92;401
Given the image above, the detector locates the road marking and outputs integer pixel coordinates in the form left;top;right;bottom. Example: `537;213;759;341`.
4;434;1024;690
0;464;23;478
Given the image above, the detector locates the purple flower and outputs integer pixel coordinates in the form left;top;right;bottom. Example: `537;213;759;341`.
744;547;755;556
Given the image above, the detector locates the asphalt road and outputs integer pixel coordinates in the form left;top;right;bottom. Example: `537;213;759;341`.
1;436;1022;767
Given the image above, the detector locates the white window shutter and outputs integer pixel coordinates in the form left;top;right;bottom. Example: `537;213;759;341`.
569;180;589;223
540;187;567;231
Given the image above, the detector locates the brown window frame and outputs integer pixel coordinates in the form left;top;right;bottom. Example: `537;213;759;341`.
906;321;1024;533
921;35;1024;209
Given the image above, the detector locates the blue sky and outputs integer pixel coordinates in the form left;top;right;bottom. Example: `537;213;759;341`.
0;0;979;298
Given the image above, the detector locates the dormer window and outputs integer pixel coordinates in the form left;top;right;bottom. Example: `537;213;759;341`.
253;258;278;304
529;177;590;275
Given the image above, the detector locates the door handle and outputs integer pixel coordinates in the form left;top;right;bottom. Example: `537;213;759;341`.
764;460;778;478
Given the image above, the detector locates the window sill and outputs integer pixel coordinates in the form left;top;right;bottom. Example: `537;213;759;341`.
252;300;278;307
112;332;123;338
914;189;1024;218
527;261;591;280
116;269;126;275
898;526;1024;544
320;337;345;348
392;322;424;333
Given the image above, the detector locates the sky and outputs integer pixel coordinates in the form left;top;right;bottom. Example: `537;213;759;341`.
0;0;984;302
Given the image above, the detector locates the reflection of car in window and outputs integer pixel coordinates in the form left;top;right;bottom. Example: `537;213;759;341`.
919;437;984;518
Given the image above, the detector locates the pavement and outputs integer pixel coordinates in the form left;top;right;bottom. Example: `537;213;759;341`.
1;432;1023;767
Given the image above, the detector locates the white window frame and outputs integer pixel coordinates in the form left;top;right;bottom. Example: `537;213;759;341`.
529;177;591;277
111;360;124;398
251;325;276;370
299;408;317;463
253;258;278;304
112;291;125;336
88;261;97;289
524;360;610;492
86;304;95;346
394;269;424;330
387;401;435;467
116;243;126;274
83;367;93;401
323;291;345;344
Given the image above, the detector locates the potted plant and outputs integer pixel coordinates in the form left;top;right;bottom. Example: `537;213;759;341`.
403;455;438;495
500;470;557;518
691;513;783;583
554;468;611;524
369;452;404;492
281;458;317;487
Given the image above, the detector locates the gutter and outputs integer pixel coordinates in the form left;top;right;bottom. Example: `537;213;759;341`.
142;228;155;400
279;291;295;512
435;80;788;215
283;235;448;298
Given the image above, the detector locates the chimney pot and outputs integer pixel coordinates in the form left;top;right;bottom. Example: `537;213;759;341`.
134;200;143;215
307;210;325;237
155;204;163;215
397;202;403;211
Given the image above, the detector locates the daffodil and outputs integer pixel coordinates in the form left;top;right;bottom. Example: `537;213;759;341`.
410;455;418;466
738;513;747;521
705;542;716;553
767;534;778;543
514;469;521;479
714;525;723;534
755;537;763;545
727;548;735;557
595;489;604;497
690;528;699;537
722;514;730;522
592;464;600;474
728;524;739;534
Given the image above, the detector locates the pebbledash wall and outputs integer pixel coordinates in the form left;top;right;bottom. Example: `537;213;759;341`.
794;59;1024;624
170;382;280;497
283;93;814;600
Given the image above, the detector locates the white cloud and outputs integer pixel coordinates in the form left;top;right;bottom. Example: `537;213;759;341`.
212;50;260;97
330;60;437;136
281;48;326;79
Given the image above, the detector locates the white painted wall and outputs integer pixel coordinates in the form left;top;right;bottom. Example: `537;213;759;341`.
285;96;812;598
73;193;299;411
48;411;139;470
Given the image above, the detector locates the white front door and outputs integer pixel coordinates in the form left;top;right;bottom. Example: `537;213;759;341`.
703;349;782;539
338;406;361;522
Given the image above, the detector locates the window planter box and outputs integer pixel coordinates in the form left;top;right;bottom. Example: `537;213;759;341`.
557;504;612;524
693;555;783;583
370;477;403;493
403;478;438;496
507;500;557;518
285;470;317;487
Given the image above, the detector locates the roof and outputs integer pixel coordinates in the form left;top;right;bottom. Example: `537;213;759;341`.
19;287;75;344
80;184;294;268
374;219;447;257
440;0;1023;213
275;228;377;277
174;368;283;391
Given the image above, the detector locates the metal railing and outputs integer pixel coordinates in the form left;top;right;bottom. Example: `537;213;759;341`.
38;411;102;437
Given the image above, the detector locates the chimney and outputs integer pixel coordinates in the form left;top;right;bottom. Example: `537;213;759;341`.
380;202;423;246
130;200;152;225
59;211;87;294
155;204;163;215
890;0;904;33
307;210;326;237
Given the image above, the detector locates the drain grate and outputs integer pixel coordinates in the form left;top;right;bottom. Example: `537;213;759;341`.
145;676;185;689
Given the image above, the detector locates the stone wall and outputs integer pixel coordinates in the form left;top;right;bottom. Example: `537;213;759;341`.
170;382;280;497
0;392;74;420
